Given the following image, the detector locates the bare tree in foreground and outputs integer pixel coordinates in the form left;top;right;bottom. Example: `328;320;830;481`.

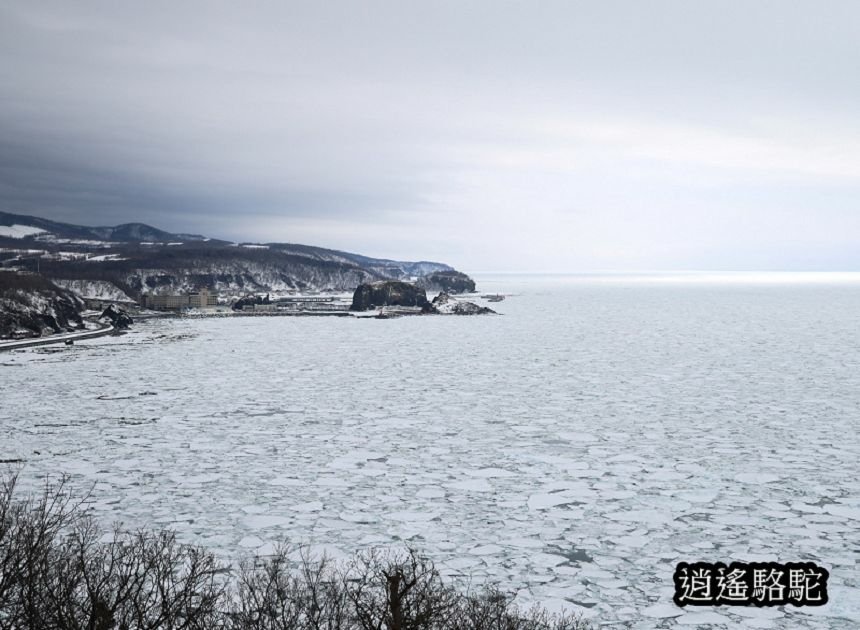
0;472;592;630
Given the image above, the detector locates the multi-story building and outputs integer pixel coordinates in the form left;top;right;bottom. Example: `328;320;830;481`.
142;288;218;310
188;288;217;308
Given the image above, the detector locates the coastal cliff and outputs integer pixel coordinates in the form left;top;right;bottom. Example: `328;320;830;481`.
1;211;476;301
0;271;84;339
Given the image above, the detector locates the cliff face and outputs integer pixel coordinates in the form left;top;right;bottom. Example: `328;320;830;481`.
350;281;433;311
417;270;476;294
0;272;84;339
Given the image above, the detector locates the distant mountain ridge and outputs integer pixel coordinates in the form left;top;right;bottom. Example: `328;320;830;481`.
0;211;471;301
0;211;211;243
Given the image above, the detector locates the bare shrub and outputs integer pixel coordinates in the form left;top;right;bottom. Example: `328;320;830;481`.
341;548;459;630
228;547;590;630
0;473;592;630
0;473;225;630
0;472;84;629
53;525;226;630
449;586;589;630
229;545;348;630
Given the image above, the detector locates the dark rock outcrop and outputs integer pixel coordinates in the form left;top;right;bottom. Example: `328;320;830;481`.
417;271;476;294
350;281;433;312
0;272;84;339
431;292;496;315
99;304;133;329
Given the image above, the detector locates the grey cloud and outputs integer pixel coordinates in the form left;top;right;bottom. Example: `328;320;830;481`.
0;1;858;269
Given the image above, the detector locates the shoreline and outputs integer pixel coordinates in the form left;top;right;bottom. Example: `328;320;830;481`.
0;322;115;352
0;291;497;350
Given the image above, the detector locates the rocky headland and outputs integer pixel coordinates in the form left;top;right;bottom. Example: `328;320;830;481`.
416;270;476;294
1;212;492;340
431;292;496;315
1;211;475;301
350;282;496;316
351;281;434;312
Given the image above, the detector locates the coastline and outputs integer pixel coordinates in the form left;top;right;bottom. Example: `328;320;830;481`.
0;322;115;352
0;287;499;350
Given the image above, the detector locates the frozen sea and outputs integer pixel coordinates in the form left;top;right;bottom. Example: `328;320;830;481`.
2;273;860;628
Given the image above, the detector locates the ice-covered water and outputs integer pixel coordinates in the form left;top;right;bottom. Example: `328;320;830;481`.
2;274;859;628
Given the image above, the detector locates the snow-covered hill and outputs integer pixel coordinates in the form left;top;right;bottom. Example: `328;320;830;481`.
0;211;472;299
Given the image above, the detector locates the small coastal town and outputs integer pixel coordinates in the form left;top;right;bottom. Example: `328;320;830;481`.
139;288;348;314
1;266;503;349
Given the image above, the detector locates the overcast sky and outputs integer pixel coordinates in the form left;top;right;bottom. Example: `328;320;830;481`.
1;1;858;271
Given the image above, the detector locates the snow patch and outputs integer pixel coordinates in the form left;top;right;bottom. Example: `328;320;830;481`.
0;224;47;238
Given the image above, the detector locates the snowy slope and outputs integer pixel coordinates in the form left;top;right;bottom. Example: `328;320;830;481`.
51;278;136;303
0;224;47;238
1;211;475;296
